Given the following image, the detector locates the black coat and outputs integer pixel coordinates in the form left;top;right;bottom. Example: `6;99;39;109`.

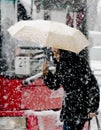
43;49;100;130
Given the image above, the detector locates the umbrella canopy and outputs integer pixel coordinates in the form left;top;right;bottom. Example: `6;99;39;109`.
8;19;89;53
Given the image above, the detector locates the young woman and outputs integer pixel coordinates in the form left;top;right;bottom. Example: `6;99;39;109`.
43;48;100;130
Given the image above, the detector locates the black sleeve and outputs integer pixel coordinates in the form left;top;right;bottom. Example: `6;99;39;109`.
79;58;100;113
43;70;61;90
86;74;100;113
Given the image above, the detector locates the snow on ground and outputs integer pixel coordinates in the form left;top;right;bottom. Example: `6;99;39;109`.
25;110;62;130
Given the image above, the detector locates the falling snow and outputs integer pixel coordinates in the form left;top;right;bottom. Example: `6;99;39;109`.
0;0;101;130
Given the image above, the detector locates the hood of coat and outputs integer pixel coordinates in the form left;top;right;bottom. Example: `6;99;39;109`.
52;47;88;67
59;49;80;64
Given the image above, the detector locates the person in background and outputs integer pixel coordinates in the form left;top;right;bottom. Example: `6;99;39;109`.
42;48;100;130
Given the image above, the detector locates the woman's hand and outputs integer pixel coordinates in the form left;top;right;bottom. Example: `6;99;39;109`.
42;61;49;76
88;112;96;118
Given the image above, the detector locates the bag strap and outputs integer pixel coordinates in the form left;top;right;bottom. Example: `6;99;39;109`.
88;115;101;130
95;116;101;130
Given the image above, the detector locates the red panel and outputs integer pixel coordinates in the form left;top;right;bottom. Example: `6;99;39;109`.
0;76;63;111
26;115;39;130
0;76;3;110
21;79;63;110
0;110;24;116
0;76;22;111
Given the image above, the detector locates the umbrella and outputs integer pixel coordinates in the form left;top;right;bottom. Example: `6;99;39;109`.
8;19;89;53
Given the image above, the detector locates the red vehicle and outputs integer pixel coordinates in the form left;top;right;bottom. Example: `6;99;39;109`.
0;45;63;130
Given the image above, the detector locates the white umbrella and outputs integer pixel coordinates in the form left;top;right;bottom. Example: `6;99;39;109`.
8;19;89;53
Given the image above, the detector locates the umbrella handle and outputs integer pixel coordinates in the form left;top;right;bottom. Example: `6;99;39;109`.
22;72;42;85
22;66;56;85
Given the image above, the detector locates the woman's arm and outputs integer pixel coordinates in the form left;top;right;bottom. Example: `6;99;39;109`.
42;62;61;90
86;74;100;113
79;57;100;114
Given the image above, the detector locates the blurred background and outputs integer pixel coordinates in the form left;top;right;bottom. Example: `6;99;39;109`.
0;0;101;130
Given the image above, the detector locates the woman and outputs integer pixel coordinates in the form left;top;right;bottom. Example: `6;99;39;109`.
43;48;100;130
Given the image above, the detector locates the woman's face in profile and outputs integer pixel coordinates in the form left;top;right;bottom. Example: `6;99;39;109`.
52;48;60;61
